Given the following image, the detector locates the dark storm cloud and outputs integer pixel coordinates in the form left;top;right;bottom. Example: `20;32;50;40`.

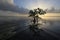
0;0;29;13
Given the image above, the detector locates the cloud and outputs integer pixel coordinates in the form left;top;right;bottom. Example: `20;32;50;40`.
0;0;29;14
46;7;60;13
0;0;14;5
0;10;21;16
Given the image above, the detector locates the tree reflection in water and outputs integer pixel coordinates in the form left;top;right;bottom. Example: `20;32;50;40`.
29;8;46;40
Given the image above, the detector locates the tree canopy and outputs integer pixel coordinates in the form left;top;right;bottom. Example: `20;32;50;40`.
29;8;46;25
29;8;46;17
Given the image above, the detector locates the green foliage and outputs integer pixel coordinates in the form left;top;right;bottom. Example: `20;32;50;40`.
29;8;46;25
29;8;46;17
29;10;36;17
38;8;46;15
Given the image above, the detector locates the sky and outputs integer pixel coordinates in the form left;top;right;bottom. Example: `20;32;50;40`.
0;0;60;13
0;0;60;18
14;0;60;10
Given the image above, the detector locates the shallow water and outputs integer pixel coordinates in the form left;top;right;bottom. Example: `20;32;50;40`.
0;13;60;36
39;13;60;35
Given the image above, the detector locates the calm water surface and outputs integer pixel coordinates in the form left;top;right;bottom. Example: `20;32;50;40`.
0;13;60;34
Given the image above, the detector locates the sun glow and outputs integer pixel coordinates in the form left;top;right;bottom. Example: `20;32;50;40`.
39;13;60;20
30;6;47;10
39;13;60;17
28;2;51;10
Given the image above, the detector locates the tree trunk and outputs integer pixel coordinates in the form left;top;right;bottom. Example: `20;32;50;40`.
33;17;36;24
37;17;38;24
